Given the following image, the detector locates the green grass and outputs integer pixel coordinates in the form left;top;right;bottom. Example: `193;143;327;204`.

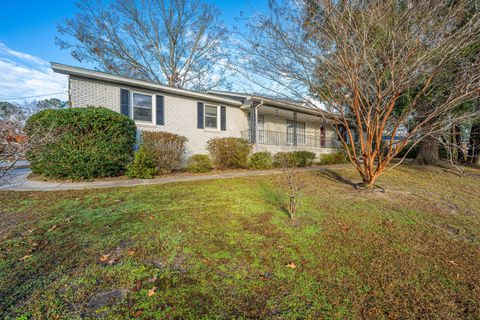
1;165;479;319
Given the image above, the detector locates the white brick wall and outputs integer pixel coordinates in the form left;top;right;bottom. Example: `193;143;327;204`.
70;76;121;112
70;76;248;156
69;76;338;159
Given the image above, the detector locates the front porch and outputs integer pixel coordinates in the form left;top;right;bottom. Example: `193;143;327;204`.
242;102;341;156
241;130;339;149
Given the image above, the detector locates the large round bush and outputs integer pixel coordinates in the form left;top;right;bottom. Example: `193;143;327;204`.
24;107;136;179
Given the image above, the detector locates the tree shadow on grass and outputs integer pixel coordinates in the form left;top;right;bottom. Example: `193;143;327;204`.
313;169;356;187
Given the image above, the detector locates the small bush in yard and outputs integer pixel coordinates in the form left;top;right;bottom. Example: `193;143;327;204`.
248;152;273;169
142;131;187;174
24;107;136;180
207;137;251;169
292;151;316;167
319;150;348;165
126;145;157;179
187;154;213;173
273;152;296;167
273;151;316;167
395;142;419;159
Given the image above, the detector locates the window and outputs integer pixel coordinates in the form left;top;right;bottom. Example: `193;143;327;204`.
133;93;152;122
258;114;265;143
286;119;306;144
204;105;218;128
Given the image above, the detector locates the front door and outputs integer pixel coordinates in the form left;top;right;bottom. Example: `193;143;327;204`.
320;126;326;147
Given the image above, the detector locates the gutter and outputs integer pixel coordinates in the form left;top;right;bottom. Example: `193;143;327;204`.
51;62;243;107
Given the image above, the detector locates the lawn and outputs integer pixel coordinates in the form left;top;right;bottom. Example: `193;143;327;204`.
1;165;479;319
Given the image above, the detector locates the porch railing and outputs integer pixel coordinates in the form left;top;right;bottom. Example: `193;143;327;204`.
241;130;340;149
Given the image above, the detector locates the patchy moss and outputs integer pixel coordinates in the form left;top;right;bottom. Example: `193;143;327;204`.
0;165;479;319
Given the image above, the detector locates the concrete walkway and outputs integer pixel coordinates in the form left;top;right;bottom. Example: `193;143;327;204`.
0;166;340;192
0;160;30;170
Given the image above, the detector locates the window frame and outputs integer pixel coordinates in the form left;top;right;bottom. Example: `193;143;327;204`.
286;119;306;144
204;104;219;129
131;91;155;124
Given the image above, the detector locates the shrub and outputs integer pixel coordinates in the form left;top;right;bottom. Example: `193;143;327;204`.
248;152;273;169
142;131;187;174
126;145;157;179
273;152;297;167
319;150;348;165
187;154;214;173
292;151;316;167
207;137;251;169
395;142;419;159
273;151;315;167
24;107;136;180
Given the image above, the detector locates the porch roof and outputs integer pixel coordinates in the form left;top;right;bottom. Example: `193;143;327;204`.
207;90;338;120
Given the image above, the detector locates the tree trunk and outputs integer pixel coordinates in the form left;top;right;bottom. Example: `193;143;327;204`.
451;125;459;163
468;122;480;166
415;135;439;165
361;171;380;189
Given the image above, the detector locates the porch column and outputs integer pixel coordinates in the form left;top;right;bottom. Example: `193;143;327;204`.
293;111;298;147
249;101;258;144
255;105;259;148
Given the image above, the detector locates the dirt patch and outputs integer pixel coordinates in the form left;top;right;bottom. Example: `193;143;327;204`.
99;239;136;266
87;288;130;309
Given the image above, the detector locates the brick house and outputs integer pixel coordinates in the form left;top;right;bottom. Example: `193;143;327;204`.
52;63;342;158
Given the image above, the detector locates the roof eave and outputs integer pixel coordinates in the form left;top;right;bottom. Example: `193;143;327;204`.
51;63;243;106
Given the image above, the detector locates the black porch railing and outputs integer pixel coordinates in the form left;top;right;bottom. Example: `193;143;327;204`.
241;130;340;149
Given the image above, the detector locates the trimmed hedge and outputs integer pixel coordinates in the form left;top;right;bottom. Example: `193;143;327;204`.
248;152;273;169
142;131;187;174
187;154;214;173
207;137;251;169
25;107;136;180
126;145;157;179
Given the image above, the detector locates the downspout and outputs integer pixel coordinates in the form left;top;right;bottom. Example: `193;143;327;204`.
249;100;264;152
68;75;72;108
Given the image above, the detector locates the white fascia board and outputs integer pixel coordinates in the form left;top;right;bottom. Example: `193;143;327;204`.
51;63;243;106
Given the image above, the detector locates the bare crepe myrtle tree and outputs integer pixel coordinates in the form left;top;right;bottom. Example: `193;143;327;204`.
0;101;61;184
57;0;230;91
276;154;305;220
237;0;480;188
0;119;25;183
0;119;57;185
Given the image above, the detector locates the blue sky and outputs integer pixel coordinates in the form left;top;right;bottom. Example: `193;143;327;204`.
0;0;267;102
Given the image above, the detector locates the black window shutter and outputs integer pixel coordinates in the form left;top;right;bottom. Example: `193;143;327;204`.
156;95;164;125
197;102;204;129
220;106;226;131
120;89;130;117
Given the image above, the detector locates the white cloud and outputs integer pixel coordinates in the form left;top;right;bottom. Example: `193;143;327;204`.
0;43;67;102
